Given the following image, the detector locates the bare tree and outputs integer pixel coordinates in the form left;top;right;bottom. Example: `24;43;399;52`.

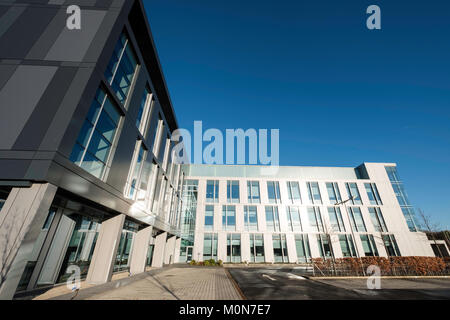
417;208;443;257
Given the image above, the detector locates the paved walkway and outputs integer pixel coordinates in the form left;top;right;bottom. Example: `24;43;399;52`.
43;266;242;300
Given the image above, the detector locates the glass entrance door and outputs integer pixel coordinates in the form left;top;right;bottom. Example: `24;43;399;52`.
186;246;193;262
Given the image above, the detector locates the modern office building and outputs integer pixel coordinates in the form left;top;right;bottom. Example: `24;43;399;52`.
181;163;435;264
0;0;184;299
0;0;437;300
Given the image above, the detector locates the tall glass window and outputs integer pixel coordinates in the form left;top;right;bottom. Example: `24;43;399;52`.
206;180;219;203
339;234;357;257
385;166;418;232
365;183;382;205
326;182;342;203
368;207;388;232
250;234;265;263
70;88;121;179
267;181;281;204
203;233;218;260
307;182;322;204
114;220;139;272
244;206;258;231
135;86;153;136
104;32;138;105
327;207;345;232
204;205;214;231
360;234;379;256
286;206;302;232
286;181;301;204
247;181;261;203
227;181;240;203
125;140;147;199
307;206;324;232
348;207;367;232
317;234;333;259
382;234;401;256
272;234;288;263
222;205;236;231
345;183;362;205
295;234;311;263
227;234;241;263
265;206;280;232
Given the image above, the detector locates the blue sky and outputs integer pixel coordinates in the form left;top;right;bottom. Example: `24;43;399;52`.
143;0;450;228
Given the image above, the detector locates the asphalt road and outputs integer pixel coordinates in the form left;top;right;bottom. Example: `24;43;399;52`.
227;268;450;300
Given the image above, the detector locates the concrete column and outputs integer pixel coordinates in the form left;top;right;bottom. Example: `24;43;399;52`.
286;234;297;263
309;234;321;258
173;237;181;263
217;232;227;262
0;183;57;300
263;233;274;263
151;232;167;267
86;214;125;285
164;235;176;265
129;226;153;275
241;233;250;263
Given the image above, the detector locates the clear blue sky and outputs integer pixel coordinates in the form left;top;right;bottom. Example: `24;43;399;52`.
143;0;450;228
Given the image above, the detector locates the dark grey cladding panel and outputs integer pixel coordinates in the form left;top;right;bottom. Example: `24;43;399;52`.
106;117;137;192
0;5;58;59
40;66;95;153
44;9;106;62
0;64;18;90
0;65;58;149
12;66;78;150
0;159;31;180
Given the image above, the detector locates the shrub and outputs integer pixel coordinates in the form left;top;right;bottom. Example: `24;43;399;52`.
312;256;447;276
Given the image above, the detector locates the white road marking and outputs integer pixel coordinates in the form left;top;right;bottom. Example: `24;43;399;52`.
262;274;277;281
287;273;306;280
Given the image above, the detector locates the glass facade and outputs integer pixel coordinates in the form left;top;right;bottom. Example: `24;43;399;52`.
204;205;214;230
286;181;301;204
267;181;281;204
346;183;362;205
126;140;147;199
272;234;288;263
383;234;401;256
104;32;138;105
368;207;388;232
326;182;341;203
307;182;322;204
227;180;240;203
227;234;241;263
348;207;367;232
385;166;419;232
327;207;345;232
203;233;218;260
295;234;311;263
57;213;102;283
307;206;324;232
317;234;333;259
135;86;153;136
365;183;382;205
360;234;379;256
249;234;265;263
222;205;236;231
247;181;261;203
339;234;357;257
286;206;302;232
114;220;139;272
70;87;121;179
206;180;219;203
244;205;258;231
179;179;198;256
265;206;280;232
